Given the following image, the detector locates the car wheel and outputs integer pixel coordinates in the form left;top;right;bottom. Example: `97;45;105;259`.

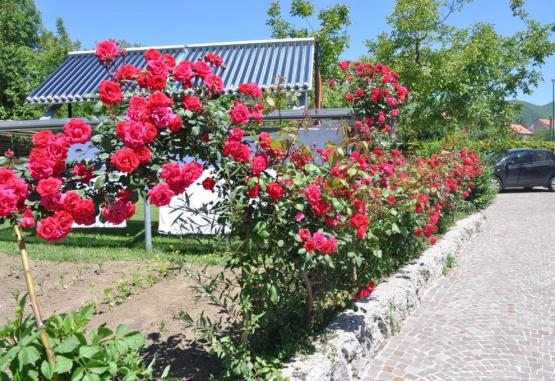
549;176;555;192
492;177;503;191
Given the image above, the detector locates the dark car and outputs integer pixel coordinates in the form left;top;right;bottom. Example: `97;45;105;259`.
488;148;555;191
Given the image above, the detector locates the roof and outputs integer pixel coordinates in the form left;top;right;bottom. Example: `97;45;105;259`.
534;118;551;126
511;123;533;135
26;38;315;105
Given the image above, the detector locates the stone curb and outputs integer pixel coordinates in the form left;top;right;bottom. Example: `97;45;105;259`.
281;212;485;381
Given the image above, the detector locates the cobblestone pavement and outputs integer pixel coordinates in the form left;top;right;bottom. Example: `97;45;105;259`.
363;190;555;381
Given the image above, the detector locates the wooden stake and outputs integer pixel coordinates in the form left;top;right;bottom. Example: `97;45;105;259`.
13;224;56;365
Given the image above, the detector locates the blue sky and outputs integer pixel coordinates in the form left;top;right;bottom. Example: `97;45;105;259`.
36;0;554;105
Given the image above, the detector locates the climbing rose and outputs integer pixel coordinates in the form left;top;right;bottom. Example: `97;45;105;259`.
37;177;62;198
182;95;202;111
354;280;376;300
0;189;18;217
173;61;194;85
32;130;55;147
20;209;35;228
95;39;119;64
193;61;212;78
110;147;140;173
72;198;96;226
204;74;224;93
267;182;284;200
202;177;216;190
238;82;263;98
99;80;122;105
204;53;224;67
297;229;311;241
102;199;136;224
133;146;152;164
250;153;268;175
247;184;260;198
63;118;92;144
144;48;161;61
148;184;174;207
229;102;250;124
36;211;73;242
114;64;140;81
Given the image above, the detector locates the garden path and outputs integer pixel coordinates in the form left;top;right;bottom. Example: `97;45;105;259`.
363;190;555;381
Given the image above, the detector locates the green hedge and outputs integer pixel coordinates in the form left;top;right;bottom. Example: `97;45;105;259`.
403;139;555;157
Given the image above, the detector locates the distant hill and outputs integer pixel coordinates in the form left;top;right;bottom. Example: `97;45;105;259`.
510;100;554;127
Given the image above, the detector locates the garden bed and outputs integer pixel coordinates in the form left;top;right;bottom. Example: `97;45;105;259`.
281;212;485;381
0;252;222;380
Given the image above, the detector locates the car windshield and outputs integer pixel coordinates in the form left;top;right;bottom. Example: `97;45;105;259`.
485;151;507;164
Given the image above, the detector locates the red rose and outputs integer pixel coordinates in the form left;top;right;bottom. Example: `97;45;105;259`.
229;102;250;124
144;48;161;61
99;80;122;105
238;82;263;98
114;64;140;81
173;61;194;85
267;182;284;200
4;150;14;159
162;54;176;68
147;74;167;91
303;239;316;252
181;162;203;188
147;92;173;108
37;177;62;197
298;229;311;241
102;199;136;224
193;61;212;78
95;39;119;64
148;183;174;207
202;177;216;190
0;189;18;216
147;59;170;76
247;184;260;198
110;147;140;173
36;210;73;242
250;153;268;175
204;74;224;93
20;209;35;228
63;118;92;144
32;130;55;147
73;199;96;225
133;146;151;164
182;95;202;111
204;53;224;67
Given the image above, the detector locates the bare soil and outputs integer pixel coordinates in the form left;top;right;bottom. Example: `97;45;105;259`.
0;252;222;380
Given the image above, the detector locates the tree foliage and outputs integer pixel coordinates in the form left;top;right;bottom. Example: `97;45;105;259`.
365;0;555;141
266;0;350;79
0;0;79;120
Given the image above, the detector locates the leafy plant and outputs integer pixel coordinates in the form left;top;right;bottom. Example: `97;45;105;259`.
0;295;172;381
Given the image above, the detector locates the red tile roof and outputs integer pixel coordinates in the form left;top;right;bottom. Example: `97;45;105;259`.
511;124;533;135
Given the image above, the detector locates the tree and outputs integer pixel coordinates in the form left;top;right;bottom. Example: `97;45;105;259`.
266;0;350;80
0;0;80;120
366;0;555;142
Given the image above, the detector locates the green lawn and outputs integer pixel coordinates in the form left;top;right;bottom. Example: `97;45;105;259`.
0;201;226;264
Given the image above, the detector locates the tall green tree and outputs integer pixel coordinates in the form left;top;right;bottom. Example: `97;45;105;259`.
0;0;80;120
266;0;350;80
366;0;555;141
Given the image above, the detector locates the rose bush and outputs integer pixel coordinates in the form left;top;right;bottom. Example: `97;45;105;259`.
0;41;494;380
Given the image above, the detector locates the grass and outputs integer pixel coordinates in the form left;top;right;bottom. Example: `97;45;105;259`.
0;200;226;265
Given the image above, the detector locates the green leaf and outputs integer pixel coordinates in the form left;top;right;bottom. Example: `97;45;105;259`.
269;285;279;303
71;367;85;381
56;335;81;354
40;360;53;380
122;332;146;349
115;325;128;339
78;346;101;359
17;346;40;366
54;356;73;374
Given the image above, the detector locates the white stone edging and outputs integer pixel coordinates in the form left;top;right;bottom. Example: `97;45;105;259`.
281;212;485;381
